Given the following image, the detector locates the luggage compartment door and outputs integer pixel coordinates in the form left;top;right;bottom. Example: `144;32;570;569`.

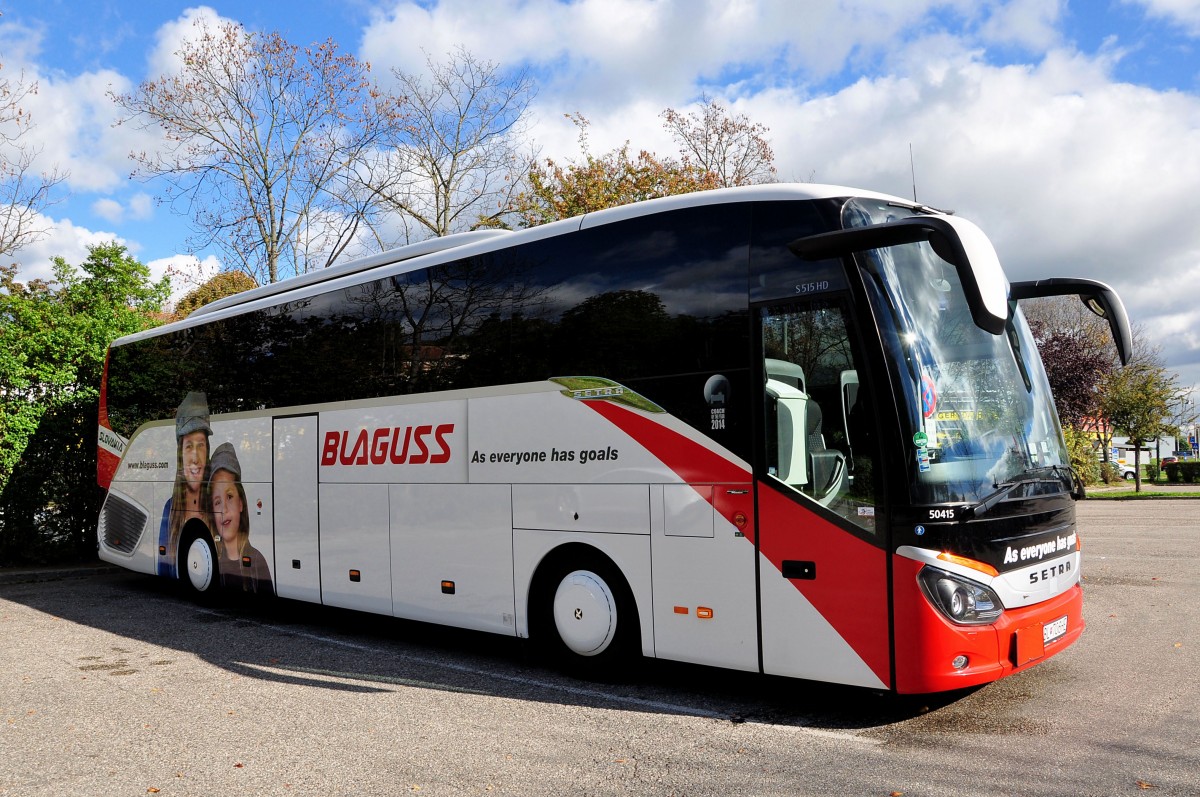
273;415;321;603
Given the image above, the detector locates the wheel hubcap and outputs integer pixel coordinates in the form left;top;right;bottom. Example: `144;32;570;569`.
553;570;617;656
186;537;214;592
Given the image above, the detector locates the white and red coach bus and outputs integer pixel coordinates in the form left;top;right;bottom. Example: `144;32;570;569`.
96;184;1130;694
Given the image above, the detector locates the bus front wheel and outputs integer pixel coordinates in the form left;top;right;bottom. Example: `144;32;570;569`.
179;529;218;600
532;551;640;679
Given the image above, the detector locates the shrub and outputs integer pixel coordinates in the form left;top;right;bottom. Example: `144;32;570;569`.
1063;427;1102;485
1164;461;1200;483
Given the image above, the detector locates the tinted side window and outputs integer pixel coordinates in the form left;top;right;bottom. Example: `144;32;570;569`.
750;198;845;303
108;205;753;458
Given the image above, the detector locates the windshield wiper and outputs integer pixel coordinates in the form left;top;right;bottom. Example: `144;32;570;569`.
966;467;1073;519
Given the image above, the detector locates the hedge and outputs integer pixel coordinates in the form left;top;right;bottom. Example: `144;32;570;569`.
1163;461;1200;484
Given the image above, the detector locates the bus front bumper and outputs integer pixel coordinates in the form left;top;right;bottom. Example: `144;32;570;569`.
893;555;1085;694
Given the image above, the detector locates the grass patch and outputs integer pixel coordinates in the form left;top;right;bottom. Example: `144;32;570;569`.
1087;489;1200;499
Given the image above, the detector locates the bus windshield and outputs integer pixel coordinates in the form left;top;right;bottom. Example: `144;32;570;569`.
844;198;1070;506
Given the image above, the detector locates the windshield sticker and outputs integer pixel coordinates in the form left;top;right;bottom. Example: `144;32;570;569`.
921;375;938;418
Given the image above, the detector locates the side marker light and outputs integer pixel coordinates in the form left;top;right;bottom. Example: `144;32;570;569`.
937;552;999;578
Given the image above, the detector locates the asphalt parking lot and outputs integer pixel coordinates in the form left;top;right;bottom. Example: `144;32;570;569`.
1;499;1197;796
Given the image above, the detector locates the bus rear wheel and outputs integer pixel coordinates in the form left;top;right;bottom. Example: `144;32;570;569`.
533;552;640;679
179;529;219;600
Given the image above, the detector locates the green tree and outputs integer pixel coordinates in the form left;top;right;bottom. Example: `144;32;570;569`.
0;243;168;564
1062;425;1102;486
1098;357;1187;493
174;270;258;317
507;114;719;227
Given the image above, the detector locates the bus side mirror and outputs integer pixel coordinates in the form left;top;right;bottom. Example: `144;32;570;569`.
1010;278;1132;366
789;214;1009;335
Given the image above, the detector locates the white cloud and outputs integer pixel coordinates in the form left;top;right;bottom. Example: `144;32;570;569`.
145;5;237;79
1124;0;1200;35
9;214;128;284
146;253;224;304
89;193;156;224
978;0;1067;50
0;17;45;65
0;19;152;195
91;198;125;223
129;192;155;220
360;0;982;112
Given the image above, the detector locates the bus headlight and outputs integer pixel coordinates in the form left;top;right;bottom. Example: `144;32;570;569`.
918;566;1004;625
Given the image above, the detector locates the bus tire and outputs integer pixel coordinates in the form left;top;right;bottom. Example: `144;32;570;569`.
178;526;219;601
531;548;641;680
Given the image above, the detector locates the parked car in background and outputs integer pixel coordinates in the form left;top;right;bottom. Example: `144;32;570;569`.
1162;456;1179;465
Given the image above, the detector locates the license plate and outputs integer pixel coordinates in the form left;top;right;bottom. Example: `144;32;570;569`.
1043;615;1068;644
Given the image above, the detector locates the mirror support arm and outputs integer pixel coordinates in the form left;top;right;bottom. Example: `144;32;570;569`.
1010;278;1133;366
789;216;1009;335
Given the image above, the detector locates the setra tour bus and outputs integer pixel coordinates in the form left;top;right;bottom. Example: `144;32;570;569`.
96;184;1131;694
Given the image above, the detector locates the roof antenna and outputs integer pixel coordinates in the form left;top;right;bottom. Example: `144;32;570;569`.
909;143;918;202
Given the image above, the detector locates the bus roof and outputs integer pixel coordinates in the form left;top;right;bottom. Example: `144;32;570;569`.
114;183;911;348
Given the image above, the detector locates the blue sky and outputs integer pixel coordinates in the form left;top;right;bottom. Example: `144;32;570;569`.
3;0;1200;393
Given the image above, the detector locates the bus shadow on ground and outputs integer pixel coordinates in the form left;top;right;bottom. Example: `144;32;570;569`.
3;570;975;731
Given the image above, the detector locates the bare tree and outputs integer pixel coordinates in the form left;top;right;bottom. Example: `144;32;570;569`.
381;47;536;240
661;95;776;187
0;65;66;256
110;18;409;284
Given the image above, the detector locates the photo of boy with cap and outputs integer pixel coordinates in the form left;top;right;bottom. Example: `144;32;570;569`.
158;391;212;577
208;441;273;595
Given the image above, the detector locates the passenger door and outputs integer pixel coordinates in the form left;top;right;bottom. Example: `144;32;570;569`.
756;298;892;689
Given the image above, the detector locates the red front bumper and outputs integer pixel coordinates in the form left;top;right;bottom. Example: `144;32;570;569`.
893;555;1085;694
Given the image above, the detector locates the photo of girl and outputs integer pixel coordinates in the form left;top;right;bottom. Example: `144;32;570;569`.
158;391;212;578
208;442;274;596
